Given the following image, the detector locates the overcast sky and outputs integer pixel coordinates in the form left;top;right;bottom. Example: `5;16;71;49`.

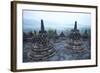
23;10;91;32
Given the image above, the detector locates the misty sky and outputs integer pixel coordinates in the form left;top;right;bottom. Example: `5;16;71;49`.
23;10;91;32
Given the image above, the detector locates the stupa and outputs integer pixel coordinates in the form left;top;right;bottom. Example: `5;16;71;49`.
82;30;89;41
29;19;56;61
60;32;65;37
66;21;84;52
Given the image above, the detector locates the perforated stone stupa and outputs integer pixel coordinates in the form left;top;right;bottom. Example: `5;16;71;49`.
29;19;56;61
66;21;84;52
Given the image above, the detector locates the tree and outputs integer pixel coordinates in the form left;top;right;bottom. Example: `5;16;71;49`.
47;29;55;38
